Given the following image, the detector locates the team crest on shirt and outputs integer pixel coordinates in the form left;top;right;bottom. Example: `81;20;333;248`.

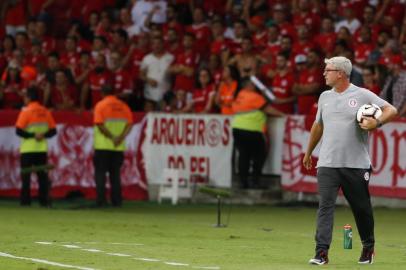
349;99;357;107
364;172;370;181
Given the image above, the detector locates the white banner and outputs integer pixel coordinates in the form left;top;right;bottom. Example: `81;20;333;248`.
143;113;233;187
263;117;287;175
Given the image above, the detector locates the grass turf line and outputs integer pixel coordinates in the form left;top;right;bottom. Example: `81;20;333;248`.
0;200;405;270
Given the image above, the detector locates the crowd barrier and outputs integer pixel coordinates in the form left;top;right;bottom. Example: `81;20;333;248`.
0;111;405;200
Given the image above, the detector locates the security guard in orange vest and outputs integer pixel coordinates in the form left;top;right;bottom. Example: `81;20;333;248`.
93;85;133;207
15;87;57;206
232;77;284;189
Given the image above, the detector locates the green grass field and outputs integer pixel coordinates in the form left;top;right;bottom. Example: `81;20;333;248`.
0;200;405;270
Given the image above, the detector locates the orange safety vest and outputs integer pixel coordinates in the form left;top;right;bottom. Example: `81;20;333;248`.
218;80;238;115
231;88;267;132
93;95;133;151
15;101;56;153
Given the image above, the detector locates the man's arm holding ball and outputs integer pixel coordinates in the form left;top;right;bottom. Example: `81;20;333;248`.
359;104;398;130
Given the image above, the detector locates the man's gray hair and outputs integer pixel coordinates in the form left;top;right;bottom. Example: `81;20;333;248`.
324;56;352;76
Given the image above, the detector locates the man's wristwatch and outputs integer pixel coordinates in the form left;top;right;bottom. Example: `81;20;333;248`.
376;118;383;128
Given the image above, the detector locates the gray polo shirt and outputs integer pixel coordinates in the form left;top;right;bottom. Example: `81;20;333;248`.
315;84;388;169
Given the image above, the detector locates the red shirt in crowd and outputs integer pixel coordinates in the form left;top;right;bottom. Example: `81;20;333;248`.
252;31;268;52
172;50;199;91
354;43;374;65
212;68;223;86
26;52;47;68
364;84;380;95
186;23;211;57
5;0;27;26
377;54;403;69
314;32;336;55
2;81;24;108
61;52;80;69
339;0;368;19
69;1;83;19
264;42;281;60
73;64;92;86
229;40;243;55
292;12;320;35
278;22;297;40
113;68;133;95
95;24;114;43
29;0;48;16
192;84;215;113
45;0;71;24
272;72;295;114
81;0;114;22
34;73;48;100
129;48;147;80
50;84;78;108
40;36;57;55
210;39;231;55
77;39;92;53
292;40;316;58
260;63;276;87
2;51;14;63
0;56;7;74
0;25;5;40
297;68;324;115
385;1;405;24
163;23;184;42
88;69;113;107
353;26;380;44
166;42;183;57
203;0;226;16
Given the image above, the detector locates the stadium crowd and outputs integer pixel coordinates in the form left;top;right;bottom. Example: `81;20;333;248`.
0;0;405;117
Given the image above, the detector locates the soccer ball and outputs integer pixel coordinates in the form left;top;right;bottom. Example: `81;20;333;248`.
356;104;382;123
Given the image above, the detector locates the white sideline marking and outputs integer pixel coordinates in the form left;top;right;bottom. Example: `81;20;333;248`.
0;251;98;270
110;242;144;246
82;249;102;253
59;241;144;246
34;241;220;269
62;245;82;249
106;253;132;257
134;257;160;262
164;261;189;266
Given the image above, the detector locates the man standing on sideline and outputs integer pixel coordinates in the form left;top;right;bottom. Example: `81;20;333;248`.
303;56;397;265
93;85;132;207
15;87;57;207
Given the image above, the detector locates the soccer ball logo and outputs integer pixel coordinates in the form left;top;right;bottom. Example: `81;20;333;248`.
356;104;383;123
